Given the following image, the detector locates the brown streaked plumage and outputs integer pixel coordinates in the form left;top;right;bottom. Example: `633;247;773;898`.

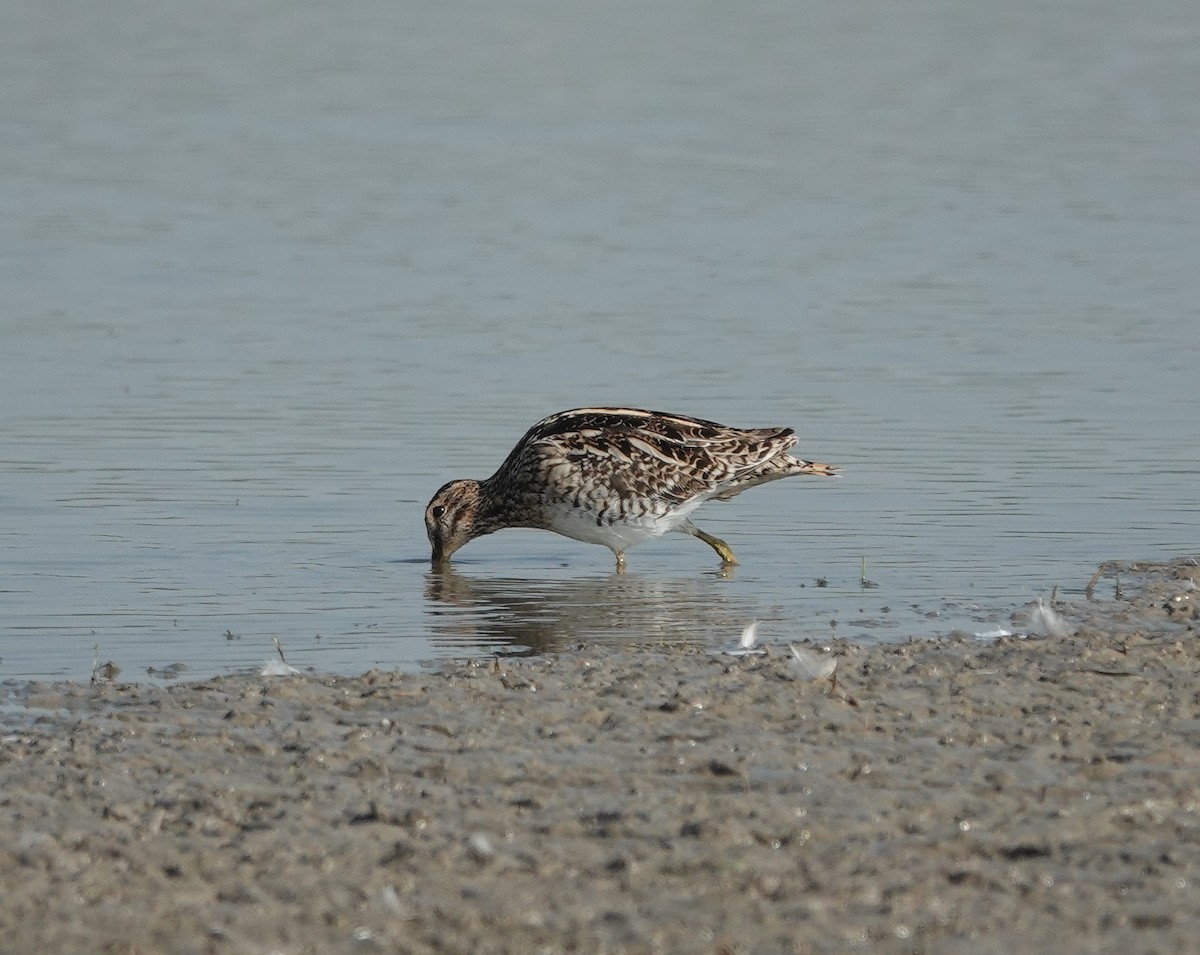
424;407;839;570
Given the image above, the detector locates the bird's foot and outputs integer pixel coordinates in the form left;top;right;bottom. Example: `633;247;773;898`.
688;525;739;566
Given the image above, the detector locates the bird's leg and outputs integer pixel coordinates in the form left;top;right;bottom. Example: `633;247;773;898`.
614;550;627;573
686;523;739;566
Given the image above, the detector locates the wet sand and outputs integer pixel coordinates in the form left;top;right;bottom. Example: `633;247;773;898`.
3;558;1198;954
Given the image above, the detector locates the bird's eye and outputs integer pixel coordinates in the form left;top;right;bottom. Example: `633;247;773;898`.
431;505;446;519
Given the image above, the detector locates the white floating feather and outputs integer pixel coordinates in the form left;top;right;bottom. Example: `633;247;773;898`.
713;620;767;656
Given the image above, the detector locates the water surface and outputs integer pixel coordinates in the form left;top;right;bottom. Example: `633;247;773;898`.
2;0;1198;680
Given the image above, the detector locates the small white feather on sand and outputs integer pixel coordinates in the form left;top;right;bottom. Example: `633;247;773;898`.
788;643;837;681
1031;597;1071;638
260;659;302;677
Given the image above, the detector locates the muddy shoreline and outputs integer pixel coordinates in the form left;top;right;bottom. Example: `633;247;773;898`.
2;558;1198;954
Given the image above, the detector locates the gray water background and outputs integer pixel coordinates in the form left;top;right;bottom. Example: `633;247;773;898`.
3;0;1198;681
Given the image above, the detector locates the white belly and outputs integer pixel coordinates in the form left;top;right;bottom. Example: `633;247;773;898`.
544;499;705;553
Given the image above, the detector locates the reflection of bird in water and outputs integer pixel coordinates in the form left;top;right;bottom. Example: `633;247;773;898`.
423;567;758;656
424;407;839;570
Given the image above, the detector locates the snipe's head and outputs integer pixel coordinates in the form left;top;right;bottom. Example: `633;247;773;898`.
425;479;485;566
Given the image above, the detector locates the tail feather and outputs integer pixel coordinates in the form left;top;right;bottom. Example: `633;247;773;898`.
788;457;840;477
712;454;840;500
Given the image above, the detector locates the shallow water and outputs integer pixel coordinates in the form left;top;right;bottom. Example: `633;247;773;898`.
2;0;1198;680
